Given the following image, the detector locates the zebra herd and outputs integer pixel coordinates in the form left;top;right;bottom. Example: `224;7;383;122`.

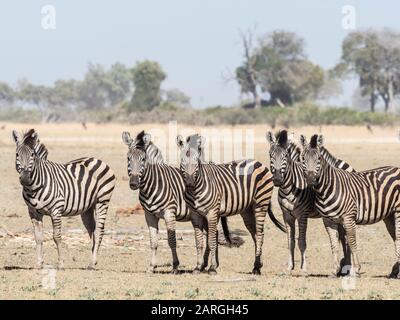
11;128;400;278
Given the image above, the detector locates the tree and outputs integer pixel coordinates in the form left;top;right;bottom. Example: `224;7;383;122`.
334;29;400;112
104;62;133;106
128;60;166;112
78;62;133;110
0;81;15;106
164;89;191;108
235;29;261;109
255;31;324;105
78;63;109;110
16;79;51;120
51;79;80;108
235;30;325;107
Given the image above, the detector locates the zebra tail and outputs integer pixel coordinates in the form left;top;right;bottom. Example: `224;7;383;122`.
268;206;287;233
220;217;232;246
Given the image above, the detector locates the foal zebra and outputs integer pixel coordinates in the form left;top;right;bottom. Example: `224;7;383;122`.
177;134;286;275
300;134;400;277
267;130;352;275
121;131;233;274
13;129;116;269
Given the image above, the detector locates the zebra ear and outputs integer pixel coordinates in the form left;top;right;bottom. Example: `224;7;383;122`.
197;136;205;151
299;134;308;148
122;131;133;146
12;130;20;145
176;135;184;149
317;135;324;147
288;132;295;143
266;131;276;145
143;133;151;147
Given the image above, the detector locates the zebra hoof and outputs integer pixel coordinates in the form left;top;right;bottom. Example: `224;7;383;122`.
388;272;399;279
252;268;261;275
171;268;179;275
146;267;155;274
208;268;217;275
192;268;201;275
300;270;309;277
87;264;96;271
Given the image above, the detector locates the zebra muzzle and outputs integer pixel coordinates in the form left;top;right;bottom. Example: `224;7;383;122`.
19;171;31;185
129;175;140;190
305;171;317;185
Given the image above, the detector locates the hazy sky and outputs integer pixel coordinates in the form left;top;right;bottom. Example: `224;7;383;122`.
0;1;399;108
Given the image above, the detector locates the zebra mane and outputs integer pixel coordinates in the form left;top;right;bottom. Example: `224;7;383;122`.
310;134;319;148
134;130;147;150
130;130;164;164
276;130;288;147
275;130;300;160
21;129;48;160
320;147;355;173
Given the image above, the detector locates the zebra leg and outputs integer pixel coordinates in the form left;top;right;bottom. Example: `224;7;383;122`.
50;211;64;270
338;224;351;274
342;216;361;275
241;207;266;275
298;214;308;276
190;213;207;273
87;200;109;270
383;215;399;278
29;208;44;269
252;206;267;275
145;212;159;273
283;210;295;274
206;209;219;275
164;211;180;274
322;218;342;276
202;219;210;270
81;207;96;269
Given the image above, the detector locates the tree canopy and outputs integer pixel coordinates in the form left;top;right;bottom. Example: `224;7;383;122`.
334;28;400;112
236;30;325;107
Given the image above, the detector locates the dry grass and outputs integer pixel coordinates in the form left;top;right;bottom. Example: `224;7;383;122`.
0;122;400;300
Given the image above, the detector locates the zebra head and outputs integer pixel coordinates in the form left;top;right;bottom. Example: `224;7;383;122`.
299;134;324;186
122;131;151;190
266;130;292;186
12;128;39;186
177;134;204;189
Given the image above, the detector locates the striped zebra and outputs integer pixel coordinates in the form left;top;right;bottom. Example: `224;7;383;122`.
121;131;234;274
300;134;400;277
267;130;353;276
12;129;116;270
177;134;286;275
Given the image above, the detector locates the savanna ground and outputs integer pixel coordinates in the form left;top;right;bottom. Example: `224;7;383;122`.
0;122;399;300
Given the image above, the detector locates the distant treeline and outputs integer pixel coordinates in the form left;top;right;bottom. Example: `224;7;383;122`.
1;28;400;123
2;103;397;127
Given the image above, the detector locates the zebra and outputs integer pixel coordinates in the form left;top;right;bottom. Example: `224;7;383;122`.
176;134;286;275
300;133;400;277
121;130;234;274
267;130;353;276
12;129;116;269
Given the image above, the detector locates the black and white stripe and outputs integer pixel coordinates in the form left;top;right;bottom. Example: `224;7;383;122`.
13;129;116;269
122;131;233;274
267;130;354;276
177;134;285;275
300;133;400;277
